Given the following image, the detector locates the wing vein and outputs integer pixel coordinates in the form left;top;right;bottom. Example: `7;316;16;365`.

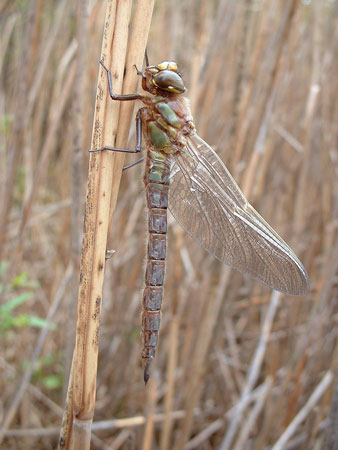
168;133;309;295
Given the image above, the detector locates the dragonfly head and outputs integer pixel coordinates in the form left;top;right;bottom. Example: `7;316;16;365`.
144;61;186;95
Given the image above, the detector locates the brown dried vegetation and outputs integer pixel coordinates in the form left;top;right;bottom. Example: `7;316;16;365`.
0;0;338;449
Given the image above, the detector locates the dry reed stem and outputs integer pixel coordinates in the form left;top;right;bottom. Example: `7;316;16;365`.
197;0;236;137
229;0;250;151
217;350;239;401
325;367;338;450
229;0;270;164
160;226;183;450
142;376;158;450
273;124;304;153
7;0;68;248
0;14;17;231
24;39;78;203
225;315;246;390
198;57;224;139
242;86;276;198
175;267;231;450
61;1;133;446
283;353;308;427
19;60;76;237
65;0;88;400
185;418;225;450
160;315;179;450
59;0;154;448
185;379;271;448
232;376;273;450
4;410;187;438
0;0;40;256
220;291;280;450
108;0;155;218
272;371;333;450
188;1;209;115
110;429;131;450
233;0;298;175
294;0;322;237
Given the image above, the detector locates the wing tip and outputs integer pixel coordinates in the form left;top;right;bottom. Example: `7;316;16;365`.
275;269;310;297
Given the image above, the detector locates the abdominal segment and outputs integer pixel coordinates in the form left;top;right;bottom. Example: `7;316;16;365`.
142;148;171;383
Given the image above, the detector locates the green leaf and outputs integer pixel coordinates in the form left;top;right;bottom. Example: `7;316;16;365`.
0;261;7;277
0;114;14;135
13;315;30;327
0;314;15;330
43;375;62;390
26;316;55;330
10;272;29;287
0;292;33;313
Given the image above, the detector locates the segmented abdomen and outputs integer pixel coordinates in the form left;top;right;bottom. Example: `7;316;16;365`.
142;148;171;383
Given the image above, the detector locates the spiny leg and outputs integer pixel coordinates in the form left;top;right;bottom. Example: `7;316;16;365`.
89;112;142;154
100;60;144;102
89;62;145;155
122;157;144;171
144;48;149;68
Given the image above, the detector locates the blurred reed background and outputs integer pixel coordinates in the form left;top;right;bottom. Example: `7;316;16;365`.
1;0;338;449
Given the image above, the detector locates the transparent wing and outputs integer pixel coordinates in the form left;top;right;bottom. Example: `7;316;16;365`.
169;133;309;295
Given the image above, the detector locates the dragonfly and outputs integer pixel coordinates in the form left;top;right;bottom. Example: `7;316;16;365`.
91;59;309;383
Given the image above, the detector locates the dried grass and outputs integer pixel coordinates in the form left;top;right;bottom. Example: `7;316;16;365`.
0;0;337;449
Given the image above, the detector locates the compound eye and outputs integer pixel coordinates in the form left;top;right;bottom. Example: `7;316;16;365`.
167;62;178;72
147;66;159;74
153;70;185;93
157;61;178;72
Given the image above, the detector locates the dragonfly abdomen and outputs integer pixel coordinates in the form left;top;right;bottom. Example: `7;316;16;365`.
142;149;171;383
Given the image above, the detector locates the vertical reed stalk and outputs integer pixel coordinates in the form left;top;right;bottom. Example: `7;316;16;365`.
160;227;183;450
58;1;154;448
229;0;250;152
175;267;231;450
142;377;158;450
0;0;39;257
18;0;69;238
233;0;299;175
64;0;88;400
325;366;338;450
220;291;281;450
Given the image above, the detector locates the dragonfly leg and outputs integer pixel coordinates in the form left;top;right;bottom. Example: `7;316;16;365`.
145;48;149;67
100;60;144;102
133;64;145;78
122;157;144;171
89;114;142;153
133;49;149;78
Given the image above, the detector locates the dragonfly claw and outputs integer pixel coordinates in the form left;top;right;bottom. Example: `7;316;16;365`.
134;64;145;78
